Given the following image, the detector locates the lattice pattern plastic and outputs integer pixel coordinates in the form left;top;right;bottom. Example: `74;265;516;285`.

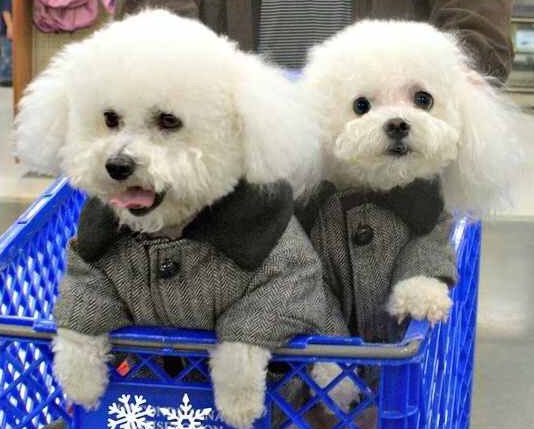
0;179;84;428
0;179;481;429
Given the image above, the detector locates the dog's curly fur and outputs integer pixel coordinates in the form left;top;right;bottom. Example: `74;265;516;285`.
302;20;528;213
15;10;322;428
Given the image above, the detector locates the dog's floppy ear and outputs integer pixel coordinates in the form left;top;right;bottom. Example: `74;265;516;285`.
233;54;322;197
15;43;79;175
441;66;529;213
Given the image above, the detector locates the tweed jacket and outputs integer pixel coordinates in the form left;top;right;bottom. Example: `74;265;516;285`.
115;0;513;83
54;181;348;348
298;179;457;343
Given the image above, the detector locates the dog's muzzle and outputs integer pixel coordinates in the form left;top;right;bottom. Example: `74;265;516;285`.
387;140;410;156
384;118;411;156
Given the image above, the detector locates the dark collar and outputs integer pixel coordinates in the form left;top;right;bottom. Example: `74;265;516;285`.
76;180;294;270
297;179;444;236
182;180;293;270
340;179;444;235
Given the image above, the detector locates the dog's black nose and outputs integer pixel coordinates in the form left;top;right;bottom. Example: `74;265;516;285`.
105;154;136;181
384;118;410;140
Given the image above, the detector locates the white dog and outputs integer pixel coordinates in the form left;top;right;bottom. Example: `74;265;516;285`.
15;10;353;428
301;20;528;339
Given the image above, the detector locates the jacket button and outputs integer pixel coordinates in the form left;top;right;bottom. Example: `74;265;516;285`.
353;224;374;246
158;259;180;279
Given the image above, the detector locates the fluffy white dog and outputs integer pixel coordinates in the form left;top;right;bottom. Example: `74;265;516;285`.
15;10;352;428
301;20;528;337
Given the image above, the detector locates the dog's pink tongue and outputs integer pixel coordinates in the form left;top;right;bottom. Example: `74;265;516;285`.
110;188;156;209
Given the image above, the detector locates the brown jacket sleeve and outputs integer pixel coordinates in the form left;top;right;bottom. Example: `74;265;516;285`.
428;0;514;82
114;0;200;20
199;0;260;51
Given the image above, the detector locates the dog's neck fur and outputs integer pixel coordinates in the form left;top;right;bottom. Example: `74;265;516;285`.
145;215;197;240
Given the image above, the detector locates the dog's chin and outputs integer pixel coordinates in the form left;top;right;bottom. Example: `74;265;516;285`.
330;126;459;191
113;195;202;234
114;206;167;234
330;151;452;192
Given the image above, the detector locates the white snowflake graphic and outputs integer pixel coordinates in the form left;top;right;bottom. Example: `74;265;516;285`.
160;394;212;429
107;394;156;429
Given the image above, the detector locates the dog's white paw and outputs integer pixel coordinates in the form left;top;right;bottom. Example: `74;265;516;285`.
210;342;270;429
53;328;111;409
387;276;452;326
311;362;360;413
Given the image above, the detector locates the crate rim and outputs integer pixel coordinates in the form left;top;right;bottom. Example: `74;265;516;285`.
0;315;429;362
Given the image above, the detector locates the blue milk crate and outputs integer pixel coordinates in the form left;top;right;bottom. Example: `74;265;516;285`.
0;178;481;429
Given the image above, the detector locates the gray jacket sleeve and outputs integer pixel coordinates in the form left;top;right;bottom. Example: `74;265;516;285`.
216;217;348;349
53;241;133;336
392;212;458;287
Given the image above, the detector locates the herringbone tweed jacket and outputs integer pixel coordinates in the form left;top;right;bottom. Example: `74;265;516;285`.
298;178;458;343
54;181;349;347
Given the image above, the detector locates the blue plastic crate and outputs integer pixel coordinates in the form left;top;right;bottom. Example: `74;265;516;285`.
0;178;481;429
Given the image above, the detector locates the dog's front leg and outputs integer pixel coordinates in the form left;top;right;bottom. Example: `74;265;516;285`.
386;275;452;326
210;342;271;429
311;362;360;412
53;328;111;409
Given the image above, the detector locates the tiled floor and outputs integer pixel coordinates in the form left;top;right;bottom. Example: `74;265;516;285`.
1;85;534;428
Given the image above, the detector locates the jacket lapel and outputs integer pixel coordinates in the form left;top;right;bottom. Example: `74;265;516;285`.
183;180;293;270
337;178;444;236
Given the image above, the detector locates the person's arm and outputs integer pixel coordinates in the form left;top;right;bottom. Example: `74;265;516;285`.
114;0;199;20
429;0;514;83
2;9;12;40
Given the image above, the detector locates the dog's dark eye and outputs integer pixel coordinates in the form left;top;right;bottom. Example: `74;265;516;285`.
104;110;121;129
353;97;371;115
158;113;183;131
414;91;433;110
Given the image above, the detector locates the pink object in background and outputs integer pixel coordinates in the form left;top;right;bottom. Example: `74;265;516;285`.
33;0;115;33
100;0;115;13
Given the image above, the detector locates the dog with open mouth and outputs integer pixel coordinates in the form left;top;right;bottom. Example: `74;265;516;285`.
14;10;351;428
